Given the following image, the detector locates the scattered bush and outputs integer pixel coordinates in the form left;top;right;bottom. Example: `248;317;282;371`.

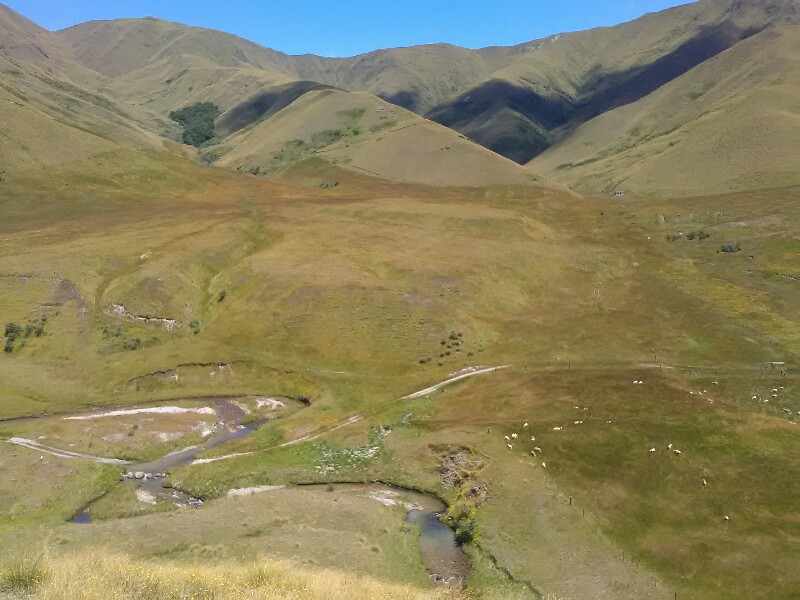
443;500;477;544
721;242;741;253
189;319;201;335
123;337;141;351
169;102;221;147
217;290;227;303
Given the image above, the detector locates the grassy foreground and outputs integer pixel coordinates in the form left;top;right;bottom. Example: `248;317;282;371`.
0;552;459;600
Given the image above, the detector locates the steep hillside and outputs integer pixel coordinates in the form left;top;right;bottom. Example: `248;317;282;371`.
209;88;531;186
0;0;795;194
57;17;297;114
530;25;800;196
426;0;798;166
286;44;500;114
0;6;176;174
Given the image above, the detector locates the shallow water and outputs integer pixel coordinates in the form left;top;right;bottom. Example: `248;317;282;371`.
67;399;469;586
407;508;470;587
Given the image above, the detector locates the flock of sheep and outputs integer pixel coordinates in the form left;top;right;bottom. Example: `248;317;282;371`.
504;422;549;467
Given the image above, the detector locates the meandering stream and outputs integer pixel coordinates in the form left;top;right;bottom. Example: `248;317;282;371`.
66;399;470;587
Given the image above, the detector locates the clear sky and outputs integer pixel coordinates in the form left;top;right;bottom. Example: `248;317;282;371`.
7;0;694;57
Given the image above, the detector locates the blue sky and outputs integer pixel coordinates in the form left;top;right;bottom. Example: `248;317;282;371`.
8;0;694;57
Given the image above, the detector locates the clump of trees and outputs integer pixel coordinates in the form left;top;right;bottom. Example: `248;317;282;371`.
721;242;742;253
169;102;220;147
666;230;710;242
443;499;478;544
4;318;45;353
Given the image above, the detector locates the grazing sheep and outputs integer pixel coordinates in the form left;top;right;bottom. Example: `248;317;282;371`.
511;433;518;439
530;436;536;442
712;381;719;385
553;426;563;431
507;444;513;450
772;388;778;392
542;462;547;468
752;396;758;400
771;394;778;398
534;447;542;453
530;450;536;456
504;435;510;440
649;448;656;453
673;449;682;455
703;479;707;486
668;443;673;450
783;408;792;414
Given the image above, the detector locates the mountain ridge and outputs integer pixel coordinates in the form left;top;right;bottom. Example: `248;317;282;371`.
0;0;797;194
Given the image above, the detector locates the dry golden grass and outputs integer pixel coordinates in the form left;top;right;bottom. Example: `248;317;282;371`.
0;551;459;600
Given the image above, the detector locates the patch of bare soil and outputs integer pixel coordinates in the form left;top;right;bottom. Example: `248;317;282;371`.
436;446;487;503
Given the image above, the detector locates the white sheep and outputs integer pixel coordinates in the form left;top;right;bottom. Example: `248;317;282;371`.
649;448;656;453
530;450;536;456
673;449;682;455
553;426;563;431
724;515;730;522
530;436;536;442
511;433;518;439
668;443;673;449
507;444;513;450
752;396;758;400
702;479;707;486
504;435;510;440
534;447;542;453
523;422;528;428
542;462;547;468
712;381;719;385
772;388;778;392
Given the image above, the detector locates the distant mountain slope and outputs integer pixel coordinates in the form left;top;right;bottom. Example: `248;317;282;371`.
0;5;175;173
2;0;797;194
529;25;800;196
208;89;531;186
57;18;297;114
426;0;798;165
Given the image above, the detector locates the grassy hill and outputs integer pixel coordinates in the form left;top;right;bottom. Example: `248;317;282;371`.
530;24;800;196
6;0;788;195
209;88;532;185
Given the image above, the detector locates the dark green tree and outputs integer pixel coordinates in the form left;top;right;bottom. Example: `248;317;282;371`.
169;102;221;147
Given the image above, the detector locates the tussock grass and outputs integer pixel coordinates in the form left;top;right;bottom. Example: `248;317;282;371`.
0;555;48;594
1;551;458;600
